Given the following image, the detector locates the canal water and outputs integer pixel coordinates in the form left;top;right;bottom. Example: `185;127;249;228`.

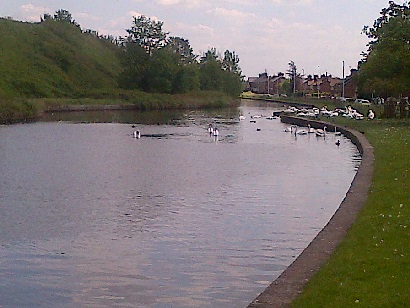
0;101;360;307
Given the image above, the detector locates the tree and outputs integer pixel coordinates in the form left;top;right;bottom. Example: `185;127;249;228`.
222;50;242;76
53;9;73;23
143;48;180;93
358;1;410;117
286;61;297;94
126;15;168;55
40;13;52;22
200;48;219;63
118;43;150;90
165;37;197;64
199;48;242;97
199;48;223;91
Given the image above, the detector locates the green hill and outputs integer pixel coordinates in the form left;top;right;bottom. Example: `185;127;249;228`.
0;18;122;98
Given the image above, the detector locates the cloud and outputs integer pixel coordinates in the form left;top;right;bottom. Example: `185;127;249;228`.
75;12;101;23
128;10;160;21
155;0;202;8
270;0;314;5
207;7;256;20
18;4;51;22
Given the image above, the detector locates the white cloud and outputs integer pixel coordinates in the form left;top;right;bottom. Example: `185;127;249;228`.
270;0;314;5
19;4;51;22
207;7;256;20
75;12;100;22
155;0;202;8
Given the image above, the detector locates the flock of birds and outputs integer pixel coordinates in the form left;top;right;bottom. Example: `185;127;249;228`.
282;105;375;120
132;104;375;147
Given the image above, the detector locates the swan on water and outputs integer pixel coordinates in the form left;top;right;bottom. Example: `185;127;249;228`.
133;130;141;139
315;126;327;137
308;124;315;134
334;127;342;136
207;123;214;134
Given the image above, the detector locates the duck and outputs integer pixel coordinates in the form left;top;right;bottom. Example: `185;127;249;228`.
335;139;341;146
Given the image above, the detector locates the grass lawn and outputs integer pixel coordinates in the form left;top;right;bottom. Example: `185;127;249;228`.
290;117;409;306
242;93;409;306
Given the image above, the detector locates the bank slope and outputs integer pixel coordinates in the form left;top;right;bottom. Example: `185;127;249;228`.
0;18;121;98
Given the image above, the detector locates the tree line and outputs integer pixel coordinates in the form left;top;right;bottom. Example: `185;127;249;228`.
41;10;243;98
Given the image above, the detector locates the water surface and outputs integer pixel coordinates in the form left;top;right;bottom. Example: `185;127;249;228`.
0;102;360;307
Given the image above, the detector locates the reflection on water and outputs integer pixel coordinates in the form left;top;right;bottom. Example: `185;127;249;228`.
0;101;360;307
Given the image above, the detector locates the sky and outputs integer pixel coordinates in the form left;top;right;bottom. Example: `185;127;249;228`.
1;0;394;78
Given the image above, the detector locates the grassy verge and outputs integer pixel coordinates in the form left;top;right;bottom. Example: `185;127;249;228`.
291;117;409;307
243;93;409;306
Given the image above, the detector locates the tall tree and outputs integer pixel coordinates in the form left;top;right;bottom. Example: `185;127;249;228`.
199;48;222;91
222;50;241;76
126;15;168;55
118;43;150;90
199;48;242;97
287;60;297;94
200;48;219;63
165;37;197;64
358;1;410;117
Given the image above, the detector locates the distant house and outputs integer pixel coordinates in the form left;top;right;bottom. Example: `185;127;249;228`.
246;68;358;98
246;72;286;94
304;74;343;98
343;69;358;98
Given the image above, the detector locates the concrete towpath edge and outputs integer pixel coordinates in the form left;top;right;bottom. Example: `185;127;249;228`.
248;115;374;307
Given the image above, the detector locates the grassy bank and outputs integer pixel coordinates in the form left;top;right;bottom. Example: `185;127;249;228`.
0;98;40;124
0;90;240;124
292;117;409;307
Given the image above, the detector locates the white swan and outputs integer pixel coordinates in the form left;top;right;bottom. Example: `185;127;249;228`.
315;126;327;137
133;130;141;139
308;124;315;134
334;127;342;136
207;124;214;134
